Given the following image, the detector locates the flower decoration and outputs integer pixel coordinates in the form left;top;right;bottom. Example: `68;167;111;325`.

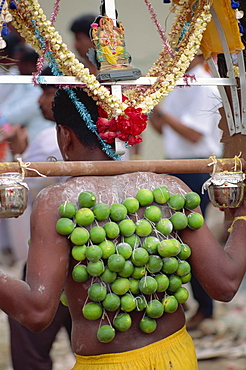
6;0;212;114
97;105;148;146
4;0;213;157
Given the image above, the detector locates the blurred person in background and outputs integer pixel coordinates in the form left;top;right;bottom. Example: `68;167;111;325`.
0;43;57;264
0;44;54;144
70;13;98;75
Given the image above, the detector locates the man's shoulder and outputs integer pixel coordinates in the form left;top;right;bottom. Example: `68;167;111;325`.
34;172;191;209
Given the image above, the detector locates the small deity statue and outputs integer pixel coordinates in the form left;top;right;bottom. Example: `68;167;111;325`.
89;16;141;82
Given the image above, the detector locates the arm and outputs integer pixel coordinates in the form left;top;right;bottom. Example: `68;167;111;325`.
149;106;202;143
3;125;28;158
0;187;70;332
181;201;246;302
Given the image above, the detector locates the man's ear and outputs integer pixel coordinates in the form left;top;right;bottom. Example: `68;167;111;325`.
57;125;72;154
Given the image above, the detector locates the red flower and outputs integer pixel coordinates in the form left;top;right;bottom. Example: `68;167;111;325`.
116;107;147;136
97;117;117;132
99;131;117;143
122;94;128;102
98;106;108;118
128;135;143;145
117;132;129;142
96;105;148;146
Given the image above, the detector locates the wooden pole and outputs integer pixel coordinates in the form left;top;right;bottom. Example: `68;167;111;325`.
0;158;244;177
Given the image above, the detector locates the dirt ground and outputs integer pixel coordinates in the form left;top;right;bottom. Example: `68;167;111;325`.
0;260;245;370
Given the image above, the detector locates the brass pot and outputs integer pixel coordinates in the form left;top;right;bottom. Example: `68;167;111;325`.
204;172;245;208
0;173;29;218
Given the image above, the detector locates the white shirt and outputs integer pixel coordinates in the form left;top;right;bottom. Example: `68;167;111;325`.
0;83;54;142
22;126;63;204
159;64;223;159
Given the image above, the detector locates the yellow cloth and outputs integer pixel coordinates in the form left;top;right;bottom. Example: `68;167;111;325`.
173;0;244;59
71;326;198;370
101;45;124;65
201;0;244;59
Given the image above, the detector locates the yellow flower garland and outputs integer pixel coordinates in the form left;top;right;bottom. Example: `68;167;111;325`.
7;0;212;118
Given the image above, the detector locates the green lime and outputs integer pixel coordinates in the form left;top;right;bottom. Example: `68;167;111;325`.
93;202;110;221
144;205;162;223
88;283;107;302
156;218;173;236
158;239;181;257
168;275;182;292
146;299;164;318
181;272;192;284
103;222;120;239
72;264;89;282
119;219;136;237
60;291;68;306
111;278;130;295
168;194;185;211
82;302;103;320
102;293;121;311
116;242;132;259
135;219;152;237
184;192;201;210
121;293;137;312
123;197;140;214
152;185;170;204
129;278;140;294
139;276;158;295
139;316;157;333
173;287;189;304
187;212;204;229
108;254;126;272
131;247;149;267
131;266;146;280
85;245;103;262
89;226;106;244
146;255;163;273
78;191;96;208
177;244;191;260
176;260;191;277
70;227;89;245
71;245;87;261
162;295;179;313
110;203;127;222
136;189;154;206
170;212;188;230
142;236;160;255
123;234;140;248
87;260;105;276
99;240;116;259
100;267;117;283
118;260;134;278
162;257;179;274
97;325;115;343
56;218;75;236
155;273;169;292
58;202;77;218
75;208;95;226
113;313;132;331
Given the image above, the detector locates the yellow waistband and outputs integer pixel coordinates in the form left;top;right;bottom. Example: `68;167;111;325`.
75;326;188;364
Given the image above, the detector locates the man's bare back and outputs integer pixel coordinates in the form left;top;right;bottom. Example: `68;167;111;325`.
27;173;217;355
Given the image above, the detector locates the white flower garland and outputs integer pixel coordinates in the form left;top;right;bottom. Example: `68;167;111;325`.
7;0;212;117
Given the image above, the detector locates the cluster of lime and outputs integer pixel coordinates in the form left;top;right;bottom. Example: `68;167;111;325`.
56;186;204;343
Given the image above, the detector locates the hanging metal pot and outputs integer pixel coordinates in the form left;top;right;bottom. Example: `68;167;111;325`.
0;173;29;218
203;172;245;208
